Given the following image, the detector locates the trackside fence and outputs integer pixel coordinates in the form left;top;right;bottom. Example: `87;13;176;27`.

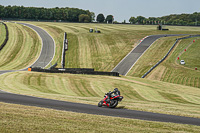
30;67;119;76
141;34;200;78
0;22;9;51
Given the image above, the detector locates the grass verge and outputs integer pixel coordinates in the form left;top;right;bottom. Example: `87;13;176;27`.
0;23;6;46
1;102;200;133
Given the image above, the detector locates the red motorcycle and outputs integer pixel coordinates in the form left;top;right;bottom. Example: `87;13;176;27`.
98;92;123;108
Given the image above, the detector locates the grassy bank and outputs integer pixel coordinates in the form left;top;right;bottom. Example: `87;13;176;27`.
0;23;6;46
128;36;200;88
23;22;200;71
128;36;180;77
0;22;41;70
1;71;200;118
1;102;200;133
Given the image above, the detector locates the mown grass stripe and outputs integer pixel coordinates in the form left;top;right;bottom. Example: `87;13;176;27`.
0;23;41;70
159;92;194;104
1;71;200;118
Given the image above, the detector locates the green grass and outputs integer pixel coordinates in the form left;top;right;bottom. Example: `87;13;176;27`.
23;22;200;71
128;36;200;88
1;102;200;133
1;71;200;119
128;36;180;77
0;23;6;46
0;22;41;70
1;22;200;131
180;38;200;69
160;37;200;88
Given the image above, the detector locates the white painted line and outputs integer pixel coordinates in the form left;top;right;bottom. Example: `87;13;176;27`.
111;36;149;72
17;22;56;70
124;36;161;76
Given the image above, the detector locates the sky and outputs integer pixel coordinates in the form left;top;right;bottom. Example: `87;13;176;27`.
1;0;200;22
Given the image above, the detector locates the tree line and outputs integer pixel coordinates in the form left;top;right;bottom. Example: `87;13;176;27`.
0;5;199;25
129;12;200;26
0;5;95;22
96;13;114;23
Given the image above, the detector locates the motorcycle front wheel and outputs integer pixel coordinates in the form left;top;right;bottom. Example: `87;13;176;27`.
109;100;118;108
98;100;103;107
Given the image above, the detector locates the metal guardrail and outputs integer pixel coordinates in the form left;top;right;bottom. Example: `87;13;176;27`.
141;34;200;78
48;62;58;70
61;32;68;68
0;22;9;51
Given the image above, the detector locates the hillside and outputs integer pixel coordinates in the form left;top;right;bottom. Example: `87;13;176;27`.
1;71;200;118
1;22;200;131
0;22;41;70
128;36;200;89
22;22;200;71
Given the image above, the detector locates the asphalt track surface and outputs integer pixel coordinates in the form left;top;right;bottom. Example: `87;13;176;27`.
0;24;199;126
0;92;200;126
19;23;55;68
112;34;184;76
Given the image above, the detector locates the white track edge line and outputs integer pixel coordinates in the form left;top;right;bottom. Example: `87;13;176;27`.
111;35;150;72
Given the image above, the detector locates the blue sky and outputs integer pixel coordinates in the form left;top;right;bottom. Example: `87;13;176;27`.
1;0;200;22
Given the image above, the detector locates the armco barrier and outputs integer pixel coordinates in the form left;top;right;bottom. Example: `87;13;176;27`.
141;34;200;78
61;32;67;68
0;22;9;51
30;67;119;77
48;62;58;70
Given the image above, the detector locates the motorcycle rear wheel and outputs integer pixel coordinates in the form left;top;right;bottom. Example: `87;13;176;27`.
98;100;103;107
109;100;118;108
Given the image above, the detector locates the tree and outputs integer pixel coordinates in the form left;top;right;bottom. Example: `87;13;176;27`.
106;15;114;23
136;16;146;24
129;17;136;24
0;5;93;22
90;12;95;22
79;14;91;23
96;13;105;23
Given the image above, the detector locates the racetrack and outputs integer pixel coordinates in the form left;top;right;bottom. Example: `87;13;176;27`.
0;23;55;75
0;92;200;126
112;34;186;76
19;23;55;69
0;23;199;126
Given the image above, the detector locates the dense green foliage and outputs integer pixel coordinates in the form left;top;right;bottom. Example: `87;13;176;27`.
79;14;91;23
96;13;105;23
129;12;200;26
106;15;114;23
0;5;94;22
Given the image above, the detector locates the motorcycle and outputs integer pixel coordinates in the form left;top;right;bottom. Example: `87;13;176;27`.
98;92;123;108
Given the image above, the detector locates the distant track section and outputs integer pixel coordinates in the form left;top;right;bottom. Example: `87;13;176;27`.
0;22;55;75
112;34;185;76
19;23;55;69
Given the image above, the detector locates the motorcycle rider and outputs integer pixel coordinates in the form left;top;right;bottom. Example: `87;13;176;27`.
113;88;120;96
106;88;120;104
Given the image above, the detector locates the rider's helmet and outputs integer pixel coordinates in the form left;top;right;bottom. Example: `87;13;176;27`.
114;88;118;92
